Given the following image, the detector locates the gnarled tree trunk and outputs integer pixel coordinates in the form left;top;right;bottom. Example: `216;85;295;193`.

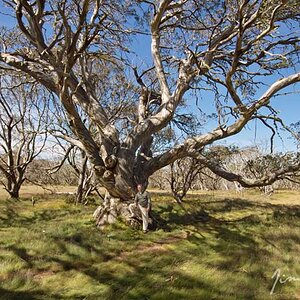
92;192;140;228
91;147;150;228
7;184;21;199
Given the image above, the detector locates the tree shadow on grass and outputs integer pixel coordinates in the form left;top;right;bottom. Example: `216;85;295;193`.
144;197;300;296
0;201;83;228
55;232;263;299
0;287;54;300
156;196;300;226
0;231;265;299
1;196;300;299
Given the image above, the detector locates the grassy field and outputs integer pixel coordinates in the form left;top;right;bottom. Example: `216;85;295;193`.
0;187;300;299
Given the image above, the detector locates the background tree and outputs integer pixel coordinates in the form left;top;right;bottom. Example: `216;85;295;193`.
25;158;78;186
48;143;101;204
0;0;300;225
168;157;203;203
0;75;49;198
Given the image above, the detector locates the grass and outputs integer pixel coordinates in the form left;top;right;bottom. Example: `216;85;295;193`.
0;185;79;199
0;188;300;299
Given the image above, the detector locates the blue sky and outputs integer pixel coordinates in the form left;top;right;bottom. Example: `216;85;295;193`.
1;2;299;153
131;30;300;153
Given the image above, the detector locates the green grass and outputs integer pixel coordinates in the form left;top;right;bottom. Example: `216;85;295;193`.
0;191;300;299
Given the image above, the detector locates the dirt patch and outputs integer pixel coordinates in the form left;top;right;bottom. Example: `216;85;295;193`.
153;231;190;244
33;270;56;280
116;231;189;261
